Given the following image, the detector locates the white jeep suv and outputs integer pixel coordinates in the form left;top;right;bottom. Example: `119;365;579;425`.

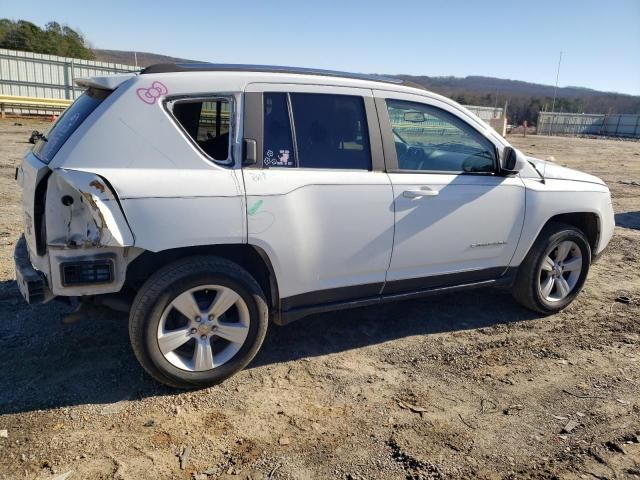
15;64;615;388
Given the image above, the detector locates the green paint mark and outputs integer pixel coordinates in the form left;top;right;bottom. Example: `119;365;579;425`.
248;199;263;216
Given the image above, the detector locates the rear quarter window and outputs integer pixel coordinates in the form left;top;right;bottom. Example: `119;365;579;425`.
169;97;232;162
33;88;109;164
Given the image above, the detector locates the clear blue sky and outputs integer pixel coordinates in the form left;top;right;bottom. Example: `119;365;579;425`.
3;0;640;95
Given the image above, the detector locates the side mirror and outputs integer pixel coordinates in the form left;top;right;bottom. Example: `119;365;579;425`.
243;138;257;166
501;146;523;174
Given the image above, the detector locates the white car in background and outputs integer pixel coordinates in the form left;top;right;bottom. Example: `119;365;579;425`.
15;64;615;388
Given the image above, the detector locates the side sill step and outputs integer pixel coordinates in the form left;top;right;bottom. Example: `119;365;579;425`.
277;276;512;326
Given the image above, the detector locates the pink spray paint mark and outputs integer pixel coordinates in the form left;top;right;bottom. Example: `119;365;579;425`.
136;81;168;104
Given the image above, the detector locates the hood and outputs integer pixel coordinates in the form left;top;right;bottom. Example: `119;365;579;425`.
526;156;605;186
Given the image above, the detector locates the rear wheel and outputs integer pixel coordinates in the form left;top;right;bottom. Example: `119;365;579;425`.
129;256;268;389
512;222;591;314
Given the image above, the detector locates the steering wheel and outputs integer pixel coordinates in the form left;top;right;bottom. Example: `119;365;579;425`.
402;146;430;170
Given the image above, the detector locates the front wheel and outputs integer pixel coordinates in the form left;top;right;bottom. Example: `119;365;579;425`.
129;256;268;389
512;222;591;314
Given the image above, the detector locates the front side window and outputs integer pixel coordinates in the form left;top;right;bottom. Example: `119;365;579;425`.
263;92;371;170
386;99;496;173
171;98;231;161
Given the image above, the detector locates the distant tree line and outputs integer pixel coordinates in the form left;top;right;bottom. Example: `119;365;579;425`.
401;76;640;126
0;19;94;59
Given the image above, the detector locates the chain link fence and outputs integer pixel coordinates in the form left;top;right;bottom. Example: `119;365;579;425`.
537;112;640;139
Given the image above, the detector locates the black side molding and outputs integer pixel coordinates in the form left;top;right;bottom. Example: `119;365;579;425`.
276;267;517;326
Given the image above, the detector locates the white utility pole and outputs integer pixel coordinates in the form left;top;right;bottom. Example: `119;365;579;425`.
550;51;563;114
548;51;563;135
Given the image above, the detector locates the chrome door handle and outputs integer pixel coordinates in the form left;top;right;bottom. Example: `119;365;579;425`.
403;187;439;199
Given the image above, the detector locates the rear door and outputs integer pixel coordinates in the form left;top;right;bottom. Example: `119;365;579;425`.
243;84;394;310
374;90;526;293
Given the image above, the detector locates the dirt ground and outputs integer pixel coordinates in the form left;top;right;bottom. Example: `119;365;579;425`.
0;120;638;480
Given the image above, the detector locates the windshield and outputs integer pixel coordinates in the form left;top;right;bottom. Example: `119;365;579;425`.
32;88;110;164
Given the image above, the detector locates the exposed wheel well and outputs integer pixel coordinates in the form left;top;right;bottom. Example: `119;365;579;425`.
125;244;279;311
543;212;599;256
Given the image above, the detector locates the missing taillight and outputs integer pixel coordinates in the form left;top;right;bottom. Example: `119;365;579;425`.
34;171;50;255
61;259;114;286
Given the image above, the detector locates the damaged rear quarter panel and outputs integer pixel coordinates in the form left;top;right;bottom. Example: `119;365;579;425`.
45;169;134;249
47;75;247;253
44;169;139;296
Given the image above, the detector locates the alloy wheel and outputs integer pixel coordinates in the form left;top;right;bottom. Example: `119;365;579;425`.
156;285;250;371
537;240;583;302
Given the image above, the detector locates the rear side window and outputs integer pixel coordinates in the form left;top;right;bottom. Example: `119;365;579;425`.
263;92;371;170
263;93;295;167
33;88;109;164
171;98;231;162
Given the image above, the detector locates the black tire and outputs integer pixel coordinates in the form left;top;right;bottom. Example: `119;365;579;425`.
129;256;268;389
512;222;591;314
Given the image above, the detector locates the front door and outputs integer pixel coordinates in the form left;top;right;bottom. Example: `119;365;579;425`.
374;91;526;293
243;84;395;310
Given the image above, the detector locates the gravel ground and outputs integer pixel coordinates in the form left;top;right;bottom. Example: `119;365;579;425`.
0;120;638;480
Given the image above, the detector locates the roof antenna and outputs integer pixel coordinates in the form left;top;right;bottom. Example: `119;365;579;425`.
540;50;561;179
550;51;562;117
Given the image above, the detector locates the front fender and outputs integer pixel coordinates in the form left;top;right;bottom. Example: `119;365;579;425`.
510;179;612;266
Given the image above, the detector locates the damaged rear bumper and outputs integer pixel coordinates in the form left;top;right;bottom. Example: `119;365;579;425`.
15;232;141;301
18;154;142;301
14;235;49;304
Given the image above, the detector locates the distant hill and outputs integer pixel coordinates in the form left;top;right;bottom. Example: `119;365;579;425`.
90;48;640;124
92;48;198;67
398;75;617;98
399;74;640;124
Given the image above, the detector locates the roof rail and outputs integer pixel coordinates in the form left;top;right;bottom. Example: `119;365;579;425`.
140;63;406;85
